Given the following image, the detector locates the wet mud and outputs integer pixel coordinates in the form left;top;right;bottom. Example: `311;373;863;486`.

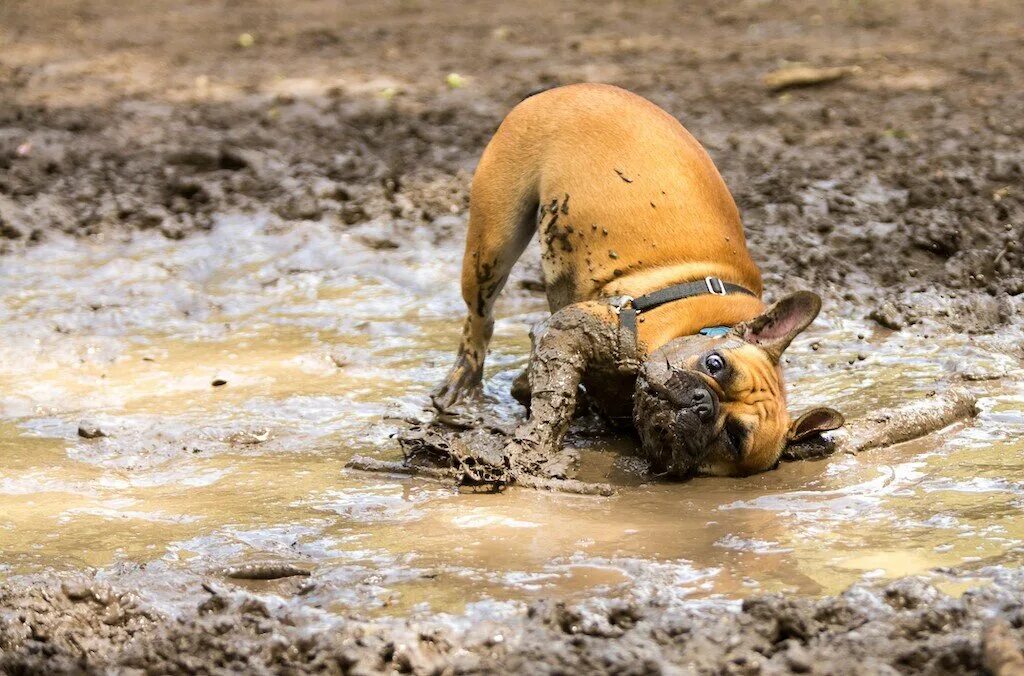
4;571;1024;674
3;0;1024;672
3;0;1024;331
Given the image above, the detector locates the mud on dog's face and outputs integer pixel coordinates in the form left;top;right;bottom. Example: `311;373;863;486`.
633;292;843;478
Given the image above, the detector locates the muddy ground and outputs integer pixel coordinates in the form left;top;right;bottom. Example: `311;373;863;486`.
3;571;1024;675
2;0;1024;672
3;0;1024;331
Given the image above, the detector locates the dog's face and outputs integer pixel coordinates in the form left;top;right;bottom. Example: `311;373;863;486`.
633;291;843;478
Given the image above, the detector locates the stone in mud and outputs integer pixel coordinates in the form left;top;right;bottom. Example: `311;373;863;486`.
275;191;322;221
167;148;222;170
77;420;108;439
869;301;906;330
159;214;196;240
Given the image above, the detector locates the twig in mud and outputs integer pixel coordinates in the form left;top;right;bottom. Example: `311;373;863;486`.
347;453;613;496
223;562;312;580
763;65;861;91
345;455;457;480
515;474;614;497
783;386;978;461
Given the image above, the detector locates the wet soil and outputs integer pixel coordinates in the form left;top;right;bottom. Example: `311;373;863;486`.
3;0;1024;672
0;236;1021;673
3;0;1024;330
4;571;1024;675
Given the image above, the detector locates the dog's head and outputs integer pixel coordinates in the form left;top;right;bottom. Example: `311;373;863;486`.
633;291;843;478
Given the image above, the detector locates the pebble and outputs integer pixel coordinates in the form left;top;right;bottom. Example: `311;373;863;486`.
78;421;107;439
869;302;906;331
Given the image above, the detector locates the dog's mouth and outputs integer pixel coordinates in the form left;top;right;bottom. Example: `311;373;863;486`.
633;367;722;478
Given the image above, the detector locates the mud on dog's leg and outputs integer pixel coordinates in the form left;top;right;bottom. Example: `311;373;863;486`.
432;173;538;410
504;314;594;474
504;303;636;475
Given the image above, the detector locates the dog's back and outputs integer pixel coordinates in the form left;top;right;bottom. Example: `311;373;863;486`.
474;83;763;311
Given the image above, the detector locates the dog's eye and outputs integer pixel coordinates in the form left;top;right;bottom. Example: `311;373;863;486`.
704;353;725;375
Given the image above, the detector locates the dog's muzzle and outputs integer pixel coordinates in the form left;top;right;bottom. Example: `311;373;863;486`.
634;367;719;478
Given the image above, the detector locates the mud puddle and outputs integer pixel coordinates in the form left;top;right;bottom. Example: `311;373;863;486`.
1;216;1023;621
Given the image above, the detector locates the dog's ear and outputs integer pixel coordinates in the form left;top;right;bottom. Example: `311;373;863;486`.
733;291;822;362
787;407;845;442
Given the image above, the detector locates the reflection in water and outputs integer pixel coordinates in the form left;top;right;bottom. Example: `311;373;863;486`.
0;216;1022;616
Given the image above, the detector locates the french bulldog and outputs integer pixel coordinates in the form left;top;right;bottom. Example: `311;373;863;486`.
433;83;842;477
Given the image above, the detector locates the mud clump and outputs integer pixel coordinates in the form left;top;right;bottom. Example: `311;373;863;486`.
0;578;160;674
3;573;1024;674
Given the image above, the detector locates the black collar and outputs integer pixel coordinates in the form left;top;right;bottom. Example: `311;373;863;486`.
612;276;758;336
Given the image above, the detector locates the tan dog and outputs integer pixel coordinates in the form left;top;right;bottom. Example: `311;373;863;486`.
433;84;842;477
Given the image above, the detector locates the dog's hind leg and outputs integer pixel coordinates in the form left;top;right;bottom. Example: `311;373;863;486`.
431;150;538;410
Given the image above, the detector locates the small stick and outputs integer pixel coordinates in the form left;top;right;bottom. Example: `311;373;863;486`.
784;386;978;461
763;65;862;91
347;455;613;496
223;562;312;580
515;474;615;497
345;455;457;480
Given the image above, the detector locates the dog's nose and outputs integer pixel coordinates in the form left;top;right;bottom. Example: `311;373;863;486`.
690;389;714;422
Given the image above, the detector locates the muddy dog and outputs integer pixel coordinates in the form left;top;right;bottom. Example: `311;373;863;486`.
433;84;842;478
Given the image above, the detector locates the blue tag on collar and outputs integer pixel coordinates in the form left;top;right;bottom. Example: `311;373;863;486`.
698;326;732;337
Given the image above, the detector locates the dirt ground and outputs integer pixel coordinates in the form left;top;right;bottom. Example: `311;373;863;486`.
3;571;1024;675
3;0;1023;330
2;0;1024;672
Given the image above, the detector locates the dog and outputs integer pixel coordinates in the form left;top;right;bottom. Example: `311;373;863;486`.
432;83;842;478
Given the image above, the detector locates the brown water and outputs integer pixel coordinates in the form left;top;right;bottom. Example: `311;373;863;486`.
1;216;1023;618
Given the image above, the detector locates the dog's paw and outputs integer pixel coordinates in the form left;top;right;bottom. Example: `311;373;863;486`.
430;362;483;411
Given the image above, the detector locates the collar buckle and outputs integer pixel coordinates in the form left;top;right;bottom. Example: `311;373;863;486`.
705;276;727;296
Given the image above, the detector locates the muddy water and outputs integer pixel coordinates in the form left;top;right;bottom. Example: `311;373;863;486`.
1;216;1023;618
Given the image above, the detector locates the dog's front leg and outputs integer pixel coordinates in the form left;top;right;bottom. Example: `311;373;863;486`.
504;303;632;478
504;323;586;478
